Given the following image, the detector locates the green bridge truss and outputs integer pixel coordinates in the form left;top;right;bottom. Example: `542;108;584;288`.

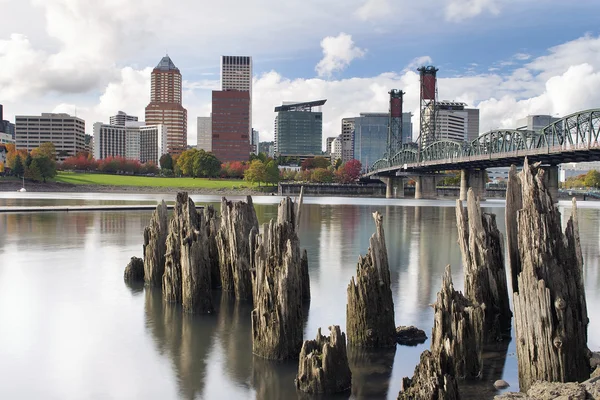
370;108;600;173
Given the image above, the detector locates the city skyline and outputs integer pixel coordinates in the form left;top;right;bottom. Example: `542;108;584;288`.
1;1;600;150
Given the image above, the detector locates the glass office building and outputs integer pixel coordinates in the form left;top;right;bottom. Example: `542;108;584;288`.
274;100;325;157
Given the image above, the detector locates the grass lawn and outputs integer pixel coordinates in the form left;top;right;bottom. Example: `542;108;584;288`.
54;171;255;189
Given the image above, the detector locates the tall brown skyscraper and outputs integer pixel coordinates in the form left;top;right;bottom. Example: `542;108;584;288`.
145;55;187;155
211;90;251;163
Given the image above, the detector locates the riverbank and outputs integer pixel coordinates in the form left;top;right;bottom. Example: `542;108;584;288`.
0;179;272;196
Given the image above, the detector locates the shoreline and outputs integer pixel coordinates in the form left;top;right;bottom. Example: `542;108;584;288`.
0;180;271;196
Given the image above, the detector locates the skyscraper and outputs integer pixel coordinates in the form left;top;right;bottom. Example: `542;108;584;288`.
221;56;252;140
211;90;251;162
274;100;325;157
145;55;187;156
196;116;212;152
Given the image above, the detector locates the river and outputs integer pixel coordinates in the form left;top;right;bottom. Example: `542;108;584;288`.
0;193;599;399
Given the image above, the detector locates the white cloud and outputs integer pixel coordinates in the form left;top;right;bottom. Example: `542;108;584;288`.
405;56;433;72
445;0;501;22
514;52;531;61
315;33;366;78
354;0;392;21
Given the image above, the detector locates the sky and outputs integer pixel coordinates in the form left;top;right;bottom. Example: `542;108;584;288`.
2;0;600;149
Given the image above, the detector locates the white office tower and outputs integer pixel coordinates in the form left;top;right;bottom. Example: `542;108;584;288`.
221;56;252;141
110;111;138;126
196;116;212;152
93;122;167;164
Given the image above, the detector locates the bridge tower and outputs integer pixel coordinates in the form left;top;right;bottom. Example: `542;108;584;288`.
387;89;404;159
418;66;439;149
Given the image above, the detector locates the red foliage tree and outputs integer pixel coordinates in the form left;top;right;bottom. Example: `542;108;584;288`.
335;159;362;183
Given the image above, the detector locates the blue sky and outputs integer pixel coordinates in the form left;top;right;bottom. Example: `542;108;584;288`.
2;0;600;146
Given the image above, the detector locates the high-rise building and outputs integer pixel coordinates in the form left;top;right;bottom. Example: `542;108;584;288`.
0;132;14;144
341;118;355;162
352;112;413;170
325;137;337;155
274;100;325;157
110;111;138;126
15;113;86;161
211;90;251;163
258;141;275;157
145;55;187;156
0;104;15;139
221;56;252;141
435;101;479;142
93;122;166;164
330;136;342;164
251;129;259;155
196;116;212;152
516;114;560;131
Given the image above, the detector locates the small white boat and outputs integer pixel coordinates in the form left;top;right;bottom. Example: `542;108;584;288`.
18;176;26;192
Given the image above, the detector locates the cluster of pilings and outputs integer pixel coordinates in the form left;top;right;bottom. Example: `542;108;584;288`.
398;157;591;399
123;156;592;397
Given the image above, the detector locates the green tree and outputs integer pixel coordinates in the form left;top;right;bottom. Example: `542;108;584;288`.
159;153;173;171
192;150;221;178
25;153;32;167
33;155;57;182
13;154;24;177
584;169;600;188
334;158;342;170
244;160;267;186
265;160;280;185
25;159;42;182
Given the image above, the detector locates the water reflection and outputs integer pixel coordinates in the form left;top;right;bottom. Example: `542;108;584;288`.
348;346;396;399
1;200;600;400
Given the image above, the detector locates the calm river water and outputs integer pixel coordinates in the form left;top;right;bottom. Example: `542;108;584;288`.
0;193;599;400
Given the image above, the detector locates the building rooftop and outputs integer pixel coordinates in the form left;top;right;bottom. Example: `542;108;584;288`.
155;55;179;71
274;100;327;112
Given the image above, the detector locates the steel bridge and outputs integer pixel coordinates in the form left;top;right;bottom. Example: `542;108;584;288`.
365;108;600;199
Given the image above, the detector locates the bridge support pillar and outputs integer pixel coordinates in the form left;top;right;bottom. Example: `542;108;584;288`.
544;165;559;203
415;176;436;200
468;169;487;201
459;169;468;201
382;177;404;199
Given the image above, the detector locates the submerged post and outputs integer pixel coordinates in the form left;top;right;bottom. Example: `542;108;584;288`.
346;211;396;347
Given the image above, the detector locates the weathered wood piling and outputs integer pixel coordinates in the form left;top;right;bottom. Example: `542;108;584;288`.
251;196;307;359
507;159;589;391
295;325;352;394
456;188;511;342
143;200;169;287
346;211;396;348
399;265;484;399
431;265;484;380
216;196;259;301
163;192;213;314
203;205;221;289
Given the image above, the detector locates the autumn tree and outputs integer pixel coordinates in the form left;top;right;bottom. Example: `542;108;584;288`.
310;168;334;183
335;159;362;183
32;142;57;161
244;159;267;186
584;170;600;188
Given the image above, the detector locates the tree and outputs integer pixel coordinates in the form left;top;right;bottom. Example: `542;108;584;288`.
33;155;57;182
310;168;334;183
160;153;173;171
32;142;57;161
584;169;600;188
334;158;343;170
25;153;32;167
13;154;24;177
25;159;42;182
265;160;280;185
244;160;267;186
192;150;221;178
177;149;197;177
335;159;362;183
